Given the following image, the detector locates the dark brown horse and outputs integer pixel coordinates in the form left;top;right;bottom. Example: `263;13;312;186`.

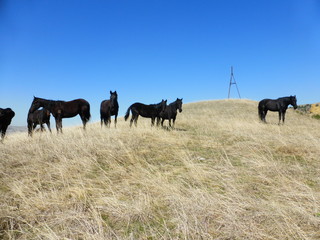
29;97;91;133
0;108;15;142
258;95;297;124
100;91;119;128
124;99;167;127
27;108;51;136
157;98;183;128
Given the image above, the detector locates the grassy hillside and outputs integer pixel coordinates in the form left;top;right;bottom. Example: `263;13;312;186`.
1;99;320;239
297;102;320;119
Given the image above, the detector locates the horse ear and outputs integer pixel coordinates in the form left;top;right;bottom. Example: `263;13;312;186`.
110;91;112;94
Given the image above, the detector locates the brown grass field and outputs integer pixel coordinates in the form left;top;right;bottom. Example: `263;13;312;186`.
1;99;320;239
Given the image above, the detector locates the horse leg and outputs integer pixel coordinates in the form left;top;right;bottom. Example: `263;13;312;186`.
107;115;111;128
161;118;165;127
130;112;138;127
82;119;87;130
130;115;134;127
263;110;268;123
168;119;172;128
278;112;282;125
151;117;155;127
59;120;63;133
156;117;160;126
40;123;44;132
172;116;176;128
1;125;9;141
134;115;139;127
80;114;88;130
282;110;286;124
114;114;118;128
47;121;52;133
0;129;5;142
101;117;107;127
55;117;63;133
55;119;60;133
28;121;33;136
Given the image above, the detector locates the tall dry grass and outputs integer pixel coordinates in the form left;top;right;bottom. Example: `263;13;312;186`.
1;99;320;239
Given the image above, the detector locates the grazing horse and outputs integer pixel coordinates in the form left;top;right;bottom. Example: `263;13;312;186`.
29;97;91;133
0;108;15;141
27;108;51;136
124;99;167;127
258;95;297;124
100;91;119;128
157;98;183;128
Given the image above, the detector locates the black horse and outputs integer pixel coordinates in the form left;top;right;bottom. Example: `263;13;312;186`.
100;91;119;128
124;99;167;127
258;95;297;124
157;98;183;128
27;108;51;136
0;108;15;141
29;97;91;133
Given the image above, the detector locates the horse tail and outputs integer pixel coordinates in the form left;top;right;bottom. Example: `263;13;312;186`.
258;107;262;120
258;103;264;121
84;103;91;121
124;106;131;121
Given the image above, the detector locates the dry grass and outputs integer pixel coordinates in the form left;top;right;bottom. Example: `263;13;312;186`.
310;103;320;115
1;99;320;239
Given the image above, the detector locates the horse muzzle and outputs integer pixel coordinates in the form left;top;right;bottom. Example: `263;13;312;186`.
179;109;182;113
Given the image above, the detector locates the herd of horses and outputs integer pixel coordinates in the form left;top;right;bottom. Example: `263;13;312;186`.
0;94;298;142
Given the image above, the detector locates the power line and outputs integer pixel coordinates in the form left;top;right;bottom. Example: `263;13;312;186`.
228;66;241;99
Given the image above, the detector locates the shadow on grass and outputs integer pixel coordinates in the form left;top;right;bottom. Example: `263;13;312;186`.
160;126;187;132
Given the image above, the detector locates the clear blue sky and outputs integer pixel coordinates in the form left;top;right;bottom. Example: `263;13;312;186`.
1;0;320;126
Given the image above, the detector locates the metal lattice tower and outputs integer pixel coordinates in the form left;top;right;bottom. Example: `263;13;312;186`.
228;66;241;99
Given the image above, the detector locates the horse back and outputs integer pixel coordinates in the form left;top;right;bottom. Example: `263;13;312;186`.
131;103;158;118
259;99;271;106
259;98;282;112
100;99;110;110
68;98;90;106
57;99;90;118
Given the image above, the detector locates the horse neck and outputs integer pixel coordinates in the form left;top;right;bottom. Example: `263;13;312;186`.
39;99;56;112
281;97;292;106
111;98;118;107
155;102;165;112
170;101;179;111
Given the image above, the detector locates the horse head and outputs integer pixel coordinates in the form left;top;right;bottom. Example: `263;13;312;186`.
290;95;297;109
176;98;183;113
7;108;15;119
0;108;15;120
110;91;118;106
29;97;43;113
161;99;167;112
